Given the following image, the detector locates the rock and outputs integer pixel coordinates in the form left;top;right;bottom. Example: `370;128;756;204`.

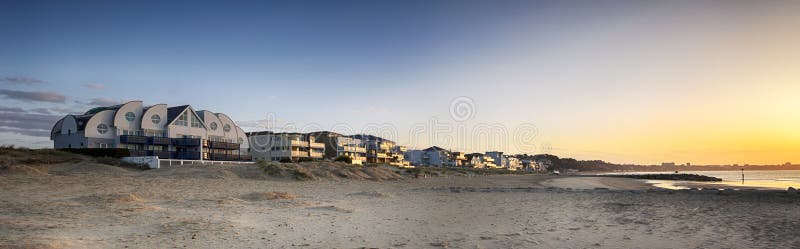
788;187;797;195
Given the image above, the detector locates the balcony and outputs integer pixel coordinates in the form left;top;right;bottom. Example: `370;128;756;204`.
309;142;325;148
290;140;309;147
147;150;172;159
310;152;324;158
210;153;236;161
207;140;240;150
120;135;148;144
173;138;201;147
149;137;171;145
291;151;308;157
174;151;201;160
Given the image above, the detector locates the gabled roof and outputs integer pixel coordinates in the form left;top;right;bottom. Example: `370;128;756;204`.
75;114;94;131
166;105;207;128
308;131;344;137
349;134;394;143
196;110;209;119
166;105;190;124
424;146;449;152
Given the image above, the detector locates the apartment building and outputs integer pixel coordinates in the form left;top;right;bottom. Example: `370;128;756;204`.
50;101;251;161
309;131;367;164
405;146;453;167
391;145;410;167
485;151;504;167
349;134;408;165
504;156;522;171
451;151;467;167
247;131;325;162
465;153;499;168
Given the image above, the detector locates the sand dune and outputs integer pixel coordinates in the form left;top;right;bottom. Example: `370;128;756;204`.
1;163;799;248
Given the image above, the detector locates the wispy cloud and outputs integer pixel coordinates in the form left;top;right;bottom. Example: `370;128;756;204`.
49;107;84;115
0;76;45;85
0;107;62;137
0;89;66;103
87;97;119;106
82;83;106;90
351;107;389;114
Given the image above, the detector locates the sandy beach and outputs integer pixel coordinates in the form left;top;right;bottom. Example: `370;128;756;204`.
2;163;800;249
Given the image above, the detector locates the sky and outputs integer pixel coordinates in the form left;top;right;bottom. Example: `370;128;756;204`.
1;0;799;165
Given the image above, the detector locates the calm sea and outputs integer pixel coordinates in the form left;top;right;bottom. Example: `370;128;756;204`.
605;170;800;190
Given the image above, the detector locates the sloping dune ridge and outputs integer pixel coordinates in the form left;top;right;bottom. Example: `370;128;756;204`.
1;149;799;248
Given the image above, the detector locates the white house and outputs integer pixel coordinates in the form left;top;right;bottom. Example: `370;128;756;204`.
50;101;250;161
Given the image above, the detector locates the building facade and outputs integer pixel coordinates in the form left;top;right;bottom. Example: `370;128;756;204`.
50;101;250;161
308;131;367;164
405;146;454;167
349;134;408;165
247;132;325;162
465;153;499;168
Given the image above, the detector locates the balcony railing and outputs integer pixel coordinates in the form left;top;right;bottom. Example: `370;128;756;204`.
147;150;172;159
207;140;240;150
174;151;201;160
120;135;148;144
150;137;171;145
309;142;325;148
291;151;308;157
173;138;201;147
310;152;324;158
209;153;239;161
290;140;309;147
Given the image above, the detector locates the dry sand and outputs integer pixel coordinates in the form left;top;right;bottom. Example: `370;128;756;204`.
2;163;800;249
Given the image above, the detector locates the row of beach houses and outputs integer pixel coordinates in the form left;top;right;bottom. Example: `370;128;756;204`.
49;101;548;171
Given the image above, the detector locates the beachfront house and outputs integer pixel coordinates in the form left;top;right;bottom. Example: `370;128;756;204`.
451;151;467;167
504;156;522;171
351;134;394;164
485;151;504;167
391;145;410;167
50;101;251;161
247;132;325;162
309;131;367;164
405;146;454;167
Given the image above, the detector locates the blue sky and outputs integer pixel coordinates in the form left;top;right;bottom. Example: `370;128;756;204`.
2;1;799;164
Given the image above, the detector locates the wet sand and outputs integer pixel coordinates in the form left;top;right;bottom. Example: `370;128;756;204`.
2;164;799;248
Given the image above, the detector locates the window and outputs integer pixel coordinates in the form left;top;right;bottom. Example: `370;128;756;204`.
175;112;188;126
97;124;109;134
151;114;161;124
223;124;231;132
191;114;201;128
210;122;218;130
125;112;136;121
